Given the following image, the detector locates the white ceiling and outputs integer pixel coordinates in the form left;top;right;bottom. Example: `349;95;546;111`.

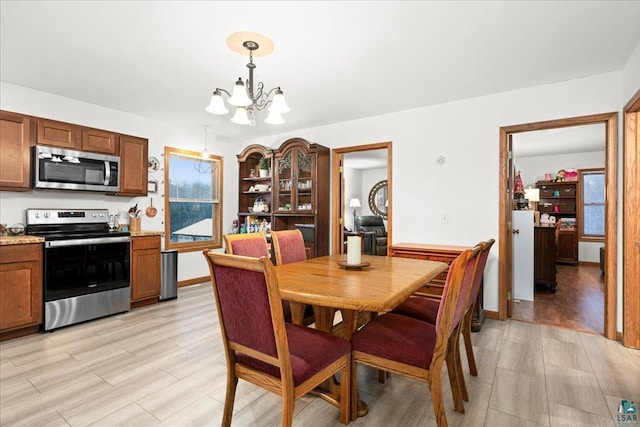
1;1;639;143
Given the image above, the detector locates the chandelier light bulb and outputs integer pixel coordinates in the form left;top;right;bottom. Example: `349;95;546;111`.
265;109;285;125
205;90;229;115
268;89;290;114
228;78;253;107
230;107;251;125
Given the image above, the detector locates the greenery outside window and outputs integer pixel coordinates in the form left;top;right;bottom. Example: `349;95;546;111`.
578;168;605;241
164;146;223;251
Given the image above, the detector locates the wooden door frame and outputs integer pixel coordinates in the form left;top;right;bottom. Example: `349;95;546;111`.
331;142;392;255
623;88;640;348
498;112;618;340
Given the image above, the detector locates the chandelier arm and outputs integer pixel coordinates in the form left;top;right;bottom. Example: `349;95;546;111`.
253;84;280;111
216;88;231;97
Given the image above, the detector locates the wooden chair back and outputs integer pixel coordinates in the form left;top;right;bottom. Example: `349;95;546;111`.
271;229;307;265
223;232;269;257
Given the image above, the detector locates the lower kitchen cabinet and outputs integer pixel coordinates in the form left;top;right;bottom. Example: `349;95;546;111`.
0;244;43;340
131;235;161;306
388;242;485;331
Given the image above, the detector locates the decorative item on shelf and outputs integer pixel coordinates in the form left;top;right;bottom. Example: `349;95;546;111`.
554;169;566;182
0;223;7;236
252;196;269;213
204;31;290;126
564;168;578;181
258;156;269;177
544;173;553;181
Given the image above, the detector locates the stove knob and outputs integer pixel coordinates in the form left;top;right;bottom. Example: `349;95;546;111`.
34;212;40;218
43;212;50;218
92;212;97;217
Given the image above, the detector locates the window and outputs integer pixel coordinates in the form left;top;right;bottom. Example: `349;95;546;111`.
164;146;222;251
578;168;605;241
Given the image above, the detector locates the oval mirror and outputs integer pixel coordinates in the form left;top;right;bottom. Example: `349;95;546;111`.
368;180;388;220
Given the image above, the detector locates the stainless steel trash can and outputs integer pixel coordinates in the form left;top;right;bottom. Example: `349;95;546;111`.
160;249;178;301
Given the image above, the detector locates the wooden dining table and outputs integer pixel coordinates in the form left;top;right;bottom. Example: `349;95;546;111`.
274;253;448;420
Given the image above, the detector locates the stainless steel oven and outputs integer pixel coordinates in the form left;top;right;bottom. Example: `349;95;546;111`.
26;209;130;331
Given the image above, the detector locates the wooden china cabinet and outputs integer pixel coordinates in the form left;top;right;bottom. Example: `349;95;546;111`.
236;138;330;258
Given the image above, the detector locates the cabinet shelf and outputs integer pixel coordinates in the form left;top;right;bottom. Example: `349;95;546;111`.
242;177;271;181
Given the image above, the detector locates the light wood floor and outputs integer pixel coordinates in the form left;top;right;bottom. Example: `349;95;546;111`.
1;282;638;427
512;264;605;334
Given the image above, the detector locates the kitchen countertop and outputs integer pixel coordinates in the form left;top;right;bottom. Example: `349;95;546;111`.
0;231;161;245
0;235;45;246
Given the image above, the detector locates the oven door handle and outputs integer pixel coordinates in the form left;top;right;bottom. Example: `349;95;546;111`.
45;236;130;248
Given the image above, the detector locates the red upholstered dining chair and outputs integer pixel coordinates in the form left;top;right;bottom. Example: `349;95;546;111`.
271;229;315;325
202;251;351;426
391;239;492;407
224;232;299;324
224;232;270;258
271;229;307;265
350;245;481;426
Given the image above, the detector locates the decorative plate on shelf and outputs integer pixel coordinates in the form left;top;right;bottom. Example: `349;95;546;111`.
148;156;160;172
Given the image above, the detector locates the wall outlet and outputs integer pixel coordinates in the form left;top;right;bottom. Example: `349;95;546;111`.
441;213;449;224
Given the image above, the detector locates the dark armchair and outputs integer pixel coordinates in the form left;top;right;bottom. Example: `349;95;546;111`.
355;215;387;256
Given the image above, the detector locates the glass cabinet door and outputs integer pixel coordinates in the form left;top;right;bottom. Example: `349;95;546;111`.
295;150;314;212
276;150;293;212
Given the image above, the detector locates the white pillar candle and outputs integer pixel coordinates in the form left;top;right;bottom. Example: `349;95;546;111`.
347;236;362;265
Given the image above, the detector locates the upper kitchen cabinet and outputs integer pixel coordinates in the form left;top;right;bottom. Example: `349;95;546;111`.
0;111;33;191
117;134;148;196
37;118;119;155
81;128;118;155
36;118;81;150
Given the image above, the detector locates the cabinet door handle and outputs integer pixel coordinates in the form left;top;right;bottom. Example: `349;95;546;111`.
513;229;520;234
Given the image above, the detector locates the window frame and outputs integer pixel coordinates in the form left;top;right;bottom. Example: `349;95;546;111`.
577;167;605;242
164;146;223;252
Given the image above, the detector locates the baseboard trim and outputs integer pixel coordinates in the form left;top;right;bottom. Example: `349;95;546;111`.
484;310;499;320
178;276;209;288
579;261;600;266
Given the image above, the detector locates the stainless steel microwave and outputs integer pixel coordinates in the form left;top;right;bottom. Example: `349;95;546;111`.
33;145;120;192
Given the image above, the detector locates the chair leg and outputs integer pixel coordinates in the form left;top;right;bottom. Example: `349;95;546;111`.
222;370;238;427
428;364;449;427
339;358;351;425
454;331;469;402
463;310;478;376
281;389;295;427
350;358;359;421
445;336;465;413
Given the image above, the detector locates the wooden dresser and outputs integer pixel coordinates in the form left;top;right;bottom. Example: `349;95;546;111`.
388;243;484;331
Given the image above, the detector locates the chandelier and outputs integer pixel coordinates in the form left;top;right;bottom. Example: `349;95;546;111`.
205;32;290;126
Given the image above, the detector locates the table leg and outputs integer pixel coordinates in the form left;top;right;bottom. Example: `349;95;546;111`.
288;301;306;325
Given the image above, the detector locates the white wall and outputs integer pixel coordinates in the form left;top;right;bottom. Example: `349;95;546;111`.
514;151;605;189
0;82;241;283
245;70;626;325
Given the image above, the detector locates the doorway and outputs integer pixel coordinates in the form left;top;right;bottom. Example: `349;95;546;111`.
498;113;618;339
331;142;392;255
510;125;606;334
